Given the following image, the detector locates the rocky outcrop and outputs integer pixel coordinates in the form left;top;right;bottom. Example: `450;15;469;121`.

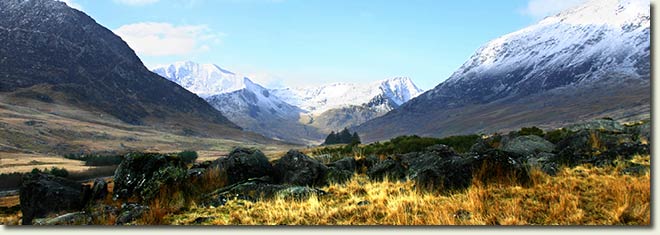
112;153;188;201
19;173;89;225
210;147;274;184
273;150;328;186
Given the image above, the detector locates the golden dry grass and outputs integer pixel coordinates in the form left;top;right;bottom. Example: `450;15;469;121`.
164;157;650;225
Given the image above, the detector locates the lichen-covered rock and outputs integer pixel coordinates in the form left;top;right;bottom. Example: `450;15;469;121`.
90;178;108;201
112;153;188;201
502;135;555;157
324;167;354;184
327;157;356;172
273;150;328;186
211;147;274;185
116;203;149;225
33;212;91;225
567;119;625;133
202;177;325;206
20;173;88;225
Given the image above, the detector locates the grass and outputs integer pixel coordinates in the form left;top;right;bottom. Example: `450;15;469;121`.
161;155;650;225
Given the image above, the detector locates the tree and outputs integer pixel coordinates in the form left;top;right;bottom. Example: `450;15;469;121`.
324;131;338;145
351;132;361;145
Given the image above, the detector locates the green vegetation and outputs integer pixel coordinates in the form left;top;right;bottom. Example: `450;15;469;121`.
31;167;69;178
177;150;198;164
63;153;123;166
314;134;480;156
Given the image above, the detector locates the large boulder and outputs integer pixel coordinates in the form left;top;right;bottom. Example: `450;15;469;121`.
211;147;274;185
411;155;473;192
273;150;328;186
112;153;188;201
556;130;641;167
20;173;89;225
501;135;555;157
116;203;149;225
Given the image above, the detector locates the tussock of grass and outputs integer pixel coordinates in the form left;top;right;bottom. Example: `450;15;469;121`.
163;158;650;225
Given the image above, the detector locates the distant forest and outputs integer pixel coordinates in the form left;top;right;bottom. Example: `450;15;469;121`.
322;128;361;145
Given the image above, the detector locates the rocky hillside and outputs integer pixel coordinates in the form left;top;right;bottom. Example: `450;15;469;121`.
0;0;243;137
355;0;650;142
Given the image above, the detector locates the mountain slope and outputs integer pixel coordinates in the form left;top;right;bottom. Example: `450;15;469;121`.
0;0;255;140
355;0;650;142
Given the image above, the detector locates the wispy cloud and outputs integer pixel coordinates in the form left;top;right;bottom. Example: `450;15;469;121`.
113;22;224;57
113;0;160;6
520;0;587;19
58;0;83;11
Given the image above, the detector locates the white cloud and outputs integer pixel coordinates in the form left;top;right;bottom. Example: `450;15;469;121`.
520;0;587;19
58;0;83;11
113;22;224;57
113;0;160;6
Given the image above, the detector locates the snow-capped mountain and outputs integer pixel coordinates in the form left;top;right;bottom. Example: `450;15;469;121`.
356;0;650;142
152;61;248;98
271;77;423;115
152;61;424;144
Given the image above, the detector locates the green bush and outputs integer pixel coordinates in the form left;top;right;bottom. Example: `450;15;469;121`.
514;126;545;137
31;167;69;178
177;150;198;164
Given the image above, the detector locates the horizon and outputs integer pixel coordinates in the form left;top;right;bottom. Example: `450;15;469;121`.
59;0;589;90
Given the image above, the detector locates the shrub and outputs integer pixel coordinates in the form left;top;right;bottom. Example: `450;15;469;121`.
515;126;545;137
177;150;198;164
63;153;123;166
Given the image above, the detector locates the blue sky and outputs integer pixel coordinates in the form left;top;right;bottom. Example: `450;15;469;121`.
60;0;586;90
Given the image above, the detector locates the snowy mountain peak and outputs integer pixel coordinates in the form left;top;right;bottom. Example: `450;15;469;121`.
271;77;424;114
376;77;423;105
443;0;649;90
151;61;247;98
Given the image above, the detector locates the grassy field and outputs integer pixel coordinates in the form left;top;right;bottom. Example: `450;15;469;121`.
162;158;650;225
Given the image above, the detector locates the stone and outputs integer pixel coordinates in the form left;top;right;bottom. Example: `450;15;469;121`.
112;153;188;201
20;173;88;225
502;135;555;157
273;150;328;186
211;147;274;185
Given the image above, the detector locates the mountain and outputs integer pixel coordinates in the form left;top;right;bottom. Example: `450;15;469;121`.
271;77;423;115
151;61;248;98
355;0;650;142
0;0;258;141
152;62;423;144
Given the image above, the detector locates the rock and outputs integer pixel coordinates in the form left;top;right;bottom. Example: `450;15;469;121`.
425;144;459;157
327;157;357;172
410;155;473;192
324;167;354;184
556;130;642;167
187;168;206;178
202;177;324;206
467;149;530;186
90;178;108;201
273;150;328;186
191;160;213;169
453;209;471;221
567;119;625;133
355;155;379;173
526;152;559;176
192;216;216;224
34;212;91;225
211;147;274;185
112;153;188;201
621;165;650;176
502;135;555;157
366;158;407;182
469;134;503;153
275;186;326;200
20;173;88;225
116;203;149;225
625;122;651;143
325;156;357;184
357;200;370;206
